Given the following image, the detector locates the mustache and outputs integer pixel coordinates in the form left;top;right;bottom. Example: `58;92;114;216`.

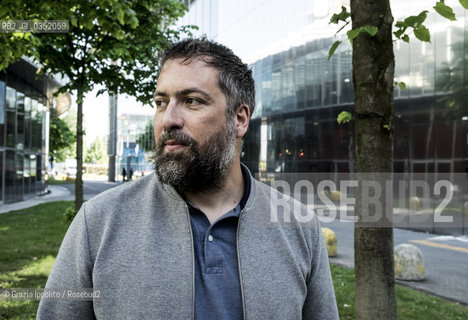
158;129;196;147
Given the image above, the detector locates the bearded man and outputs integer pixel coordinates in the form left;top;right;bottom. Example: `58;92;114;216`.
37;38;339;320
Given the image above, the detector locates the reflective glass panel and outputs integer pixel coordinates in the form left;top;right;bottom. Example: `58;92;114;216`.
15;151;23;201
4;150;15;203
5;87;15;110
6;111;15;148
16;91;24;113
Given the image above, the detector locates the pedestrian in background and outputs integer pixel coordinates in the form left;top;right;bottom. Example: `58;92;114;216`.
121;167;126;182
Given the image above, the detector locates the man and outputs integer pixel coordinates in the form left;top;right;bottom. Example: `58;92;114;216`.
37;38;339;319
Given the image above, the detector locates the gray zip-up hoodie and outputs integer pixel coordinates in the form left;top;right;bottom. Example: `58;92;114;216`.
37;170;339;319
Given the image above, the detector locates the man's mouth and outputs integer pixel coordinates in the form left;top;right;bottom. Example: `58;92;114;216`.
164;139;187;152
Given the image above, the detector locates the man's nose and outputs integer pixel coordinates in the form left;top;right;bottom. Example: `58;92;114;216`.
162;102;184;130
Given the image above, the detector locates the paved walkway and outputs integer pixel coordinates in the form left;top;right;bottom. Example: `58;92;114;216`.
0;185;74;214
0;180;120;214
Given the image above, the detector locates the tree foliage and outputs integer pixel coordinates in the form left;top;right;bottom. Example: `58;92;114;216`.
49;110;75;163
135;120;154;152
0;0;193;212
85;137;108;164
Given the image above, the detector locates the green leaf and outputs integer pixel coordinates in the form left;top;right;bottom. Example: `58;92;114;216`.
394;29;405;38
337;111;352;125
330;6;351;24
84;19;94;29
362;25;378;36
395;81;406;90
414;25;431;42
434;1;456;21
395;21;406;28
328;40;341;61
347;25;378;43
70;15;78;27
383;124;391;130
402;34;410;42
347;29;361;41
404;11;428;27
460;0;468;10
116;7;125;25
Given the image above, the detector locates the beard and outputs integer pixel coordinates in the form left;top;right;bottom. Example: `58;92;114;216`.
152;118;237;193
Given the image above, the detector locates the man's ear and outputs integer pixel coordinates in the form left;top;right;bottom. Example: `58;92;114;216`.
235;104;250;139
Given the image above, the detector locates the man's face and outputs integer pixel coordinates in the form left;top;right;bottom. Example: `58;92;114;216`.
152;58;237;192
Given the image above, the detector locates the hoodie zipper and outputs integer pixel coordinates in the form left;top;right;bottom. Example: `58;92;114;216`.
185;204;196;320
237;208;246;320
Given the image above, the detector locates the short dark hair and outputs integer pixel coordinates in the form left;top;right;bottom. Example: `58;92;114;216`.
158;37;255;118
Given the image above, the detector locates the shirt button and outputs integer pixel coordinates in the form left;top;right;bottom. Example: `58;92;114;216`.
208;235;213;242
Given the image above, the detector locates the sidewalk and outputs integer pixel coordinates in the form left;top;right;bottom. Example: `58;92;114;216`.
0;185;74;214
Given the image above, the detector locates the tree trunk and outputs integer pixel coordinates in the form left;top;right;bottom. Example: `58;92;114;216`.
75;85;84;212
351;0;397;319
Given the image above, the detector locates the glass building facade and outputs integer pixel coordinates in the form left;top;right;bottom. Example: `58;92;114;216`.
179;0;468;176
0;59;59;204
117;112;154;177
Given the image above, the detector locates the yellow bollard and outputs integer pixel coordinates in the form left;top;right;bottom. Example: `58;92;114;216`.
330;191;342;202
321;227;337;257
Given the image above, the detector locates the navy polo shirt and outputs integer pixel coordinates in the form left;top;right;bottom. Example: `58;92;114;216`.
187;166;250;320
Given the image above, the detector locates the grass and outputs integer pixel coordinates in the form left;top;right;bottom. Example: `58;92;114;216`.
0;201;72;320
45;176;74;185
1;201;468;319
332;264;468;319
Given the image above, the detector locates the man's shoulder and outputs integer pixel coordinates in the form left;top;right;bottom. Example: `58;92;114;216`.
89;173;158;203
81;172;168;220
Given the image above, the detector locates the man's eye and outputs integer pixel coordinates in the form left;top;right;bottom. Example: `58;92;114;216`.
155;100;168;108
186;97;201;105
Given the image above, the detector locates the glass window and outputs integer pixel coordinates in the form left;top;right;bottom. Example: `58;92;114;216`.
339;47;353;103
30;154;36;194
0;151;3;201
0;81;5;147
252;69;262;119
394;40;410;99
36;154;42;183
6;111;15;148
42;110;47;153
15;151;23;201
31;100;43;152
294;54;306;110
37;105;43;153
31;99;37;119
4;150;15;203
17;113;24;150
0;81;5;124
24;96;31;113
261;70;272;115
281;53;296;112
23;154;31;194
24;97;31;151
16;91;24;113
5;86;15;110
271;69;282;113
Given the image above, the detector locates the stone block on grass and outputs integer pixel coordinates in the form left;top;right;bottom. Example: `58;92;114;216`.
394;243;425;281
